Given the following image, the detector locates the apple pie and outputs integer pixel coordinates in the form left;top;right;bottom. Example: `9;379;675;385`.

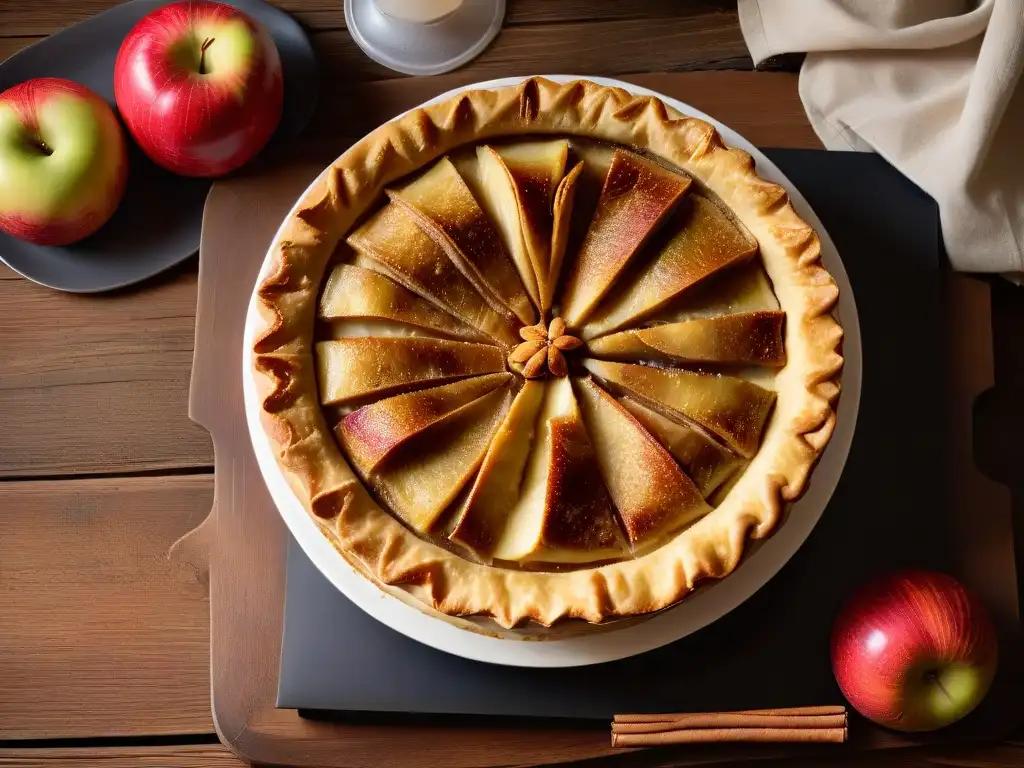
251;78;843;628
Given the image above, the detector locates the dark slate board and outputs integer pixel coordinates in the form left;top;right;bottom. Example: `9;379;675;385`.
278;149;947;722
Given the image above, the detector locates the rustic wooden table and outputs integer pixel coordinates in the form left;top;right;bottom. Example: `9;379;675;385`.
1;2;1022;766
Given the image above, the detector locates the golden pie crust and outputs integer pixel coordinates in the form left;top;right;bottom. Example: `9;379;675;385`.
252;77;843;628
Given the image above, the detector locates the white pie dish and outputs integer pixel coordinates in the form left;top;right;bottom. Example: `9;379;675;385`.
243;74;862;668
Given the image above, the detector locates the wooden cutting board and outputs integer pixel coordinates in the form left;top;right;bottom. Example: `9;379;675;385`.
179;73;1019;767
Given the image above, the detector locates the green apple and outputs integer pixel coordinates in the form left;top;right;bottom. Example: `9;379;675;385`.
0;77;127;246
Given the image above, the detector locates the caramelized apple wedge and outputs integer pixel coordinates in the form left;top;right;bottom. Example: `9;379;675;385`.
371;387;511;533
347;203;520;347
474;141;570;310
456;148;538;308
388;157;535;324
546;161;584;311
652;258;779;323
583;194;757;338
559;150;690;326
619;396;743;498
572;140;616;185
582;359;775;458
319;264;486;342
336;373;512;478
450;380;546;557
558;142;614;280
490;377;625;564
574;378;710;548
587;311;787;366
316;337;505;406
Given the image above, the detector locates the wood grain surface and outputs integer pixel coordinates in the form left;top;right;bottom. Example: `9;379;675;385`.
0;0;734;34
0;265;212;477
4;742;1024;768
0;2;1020;767
0;745;245;767
0;476;214;739
0;14;748;78
0;1;748;75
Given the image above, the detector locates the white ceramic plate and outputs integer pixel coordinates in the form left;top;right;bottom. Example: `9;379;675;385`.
243;75;863;668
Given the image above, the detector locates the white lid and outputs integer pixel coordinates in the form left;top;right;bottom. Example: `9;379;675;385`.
345;0;506;77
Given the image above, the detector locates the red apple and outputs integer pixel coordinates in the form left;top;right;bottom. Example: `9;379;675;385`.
114;0;283;177
0;78;127;246
831;570;998;732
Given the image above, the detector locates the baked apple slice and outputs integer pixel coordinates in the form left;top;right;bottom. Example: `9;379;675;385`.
388;157;535;325
559;150;690;326
316;337;505;406
449;380;546;557
336;373;512;478
583;194;757;338
319;263;487;342
619;396;743;498
490;377;625;564
546;161;584;311
347;203;520;347
587;310;787;366
582;359;776;458
452;148;540;308
371;387;511;533
558;141;614;272
572;140;616;183
573;377;710;548
651;258;778;323
473;141;570;309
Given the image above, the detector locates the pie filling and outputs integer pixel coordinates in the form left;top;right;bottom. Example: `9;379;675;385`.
314;137;785;571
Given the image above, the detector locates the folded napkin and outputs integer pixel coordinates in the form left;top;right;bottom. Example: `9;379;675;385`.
738;0;1024;278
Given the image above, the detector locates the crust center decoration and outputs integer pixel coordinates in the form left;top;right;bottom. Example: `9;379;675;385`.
509;317;582;379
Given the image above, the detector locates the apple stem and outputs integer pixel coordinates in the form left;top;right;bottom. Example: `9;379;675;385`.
926;670;953;702
199;37;215;75
27;137;52;156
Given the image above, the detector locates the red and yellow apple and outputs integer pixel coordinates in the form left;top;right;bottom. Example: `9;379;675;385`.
831;570;998;732
114;0;283;177
0;78;127;246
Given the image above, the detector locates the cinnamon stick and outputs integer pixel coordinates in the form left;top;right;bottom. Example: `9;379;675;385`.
612;713;846;733
612;727;847;747
614;705;846;723
610;705;848;748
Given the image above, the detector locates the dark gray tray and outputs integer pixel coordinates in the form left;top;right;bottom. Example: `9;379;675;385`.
0;0;318;292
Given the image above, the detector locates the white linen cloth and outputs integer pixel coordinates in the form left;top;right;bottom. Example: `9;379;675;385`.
738;0;1024;277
